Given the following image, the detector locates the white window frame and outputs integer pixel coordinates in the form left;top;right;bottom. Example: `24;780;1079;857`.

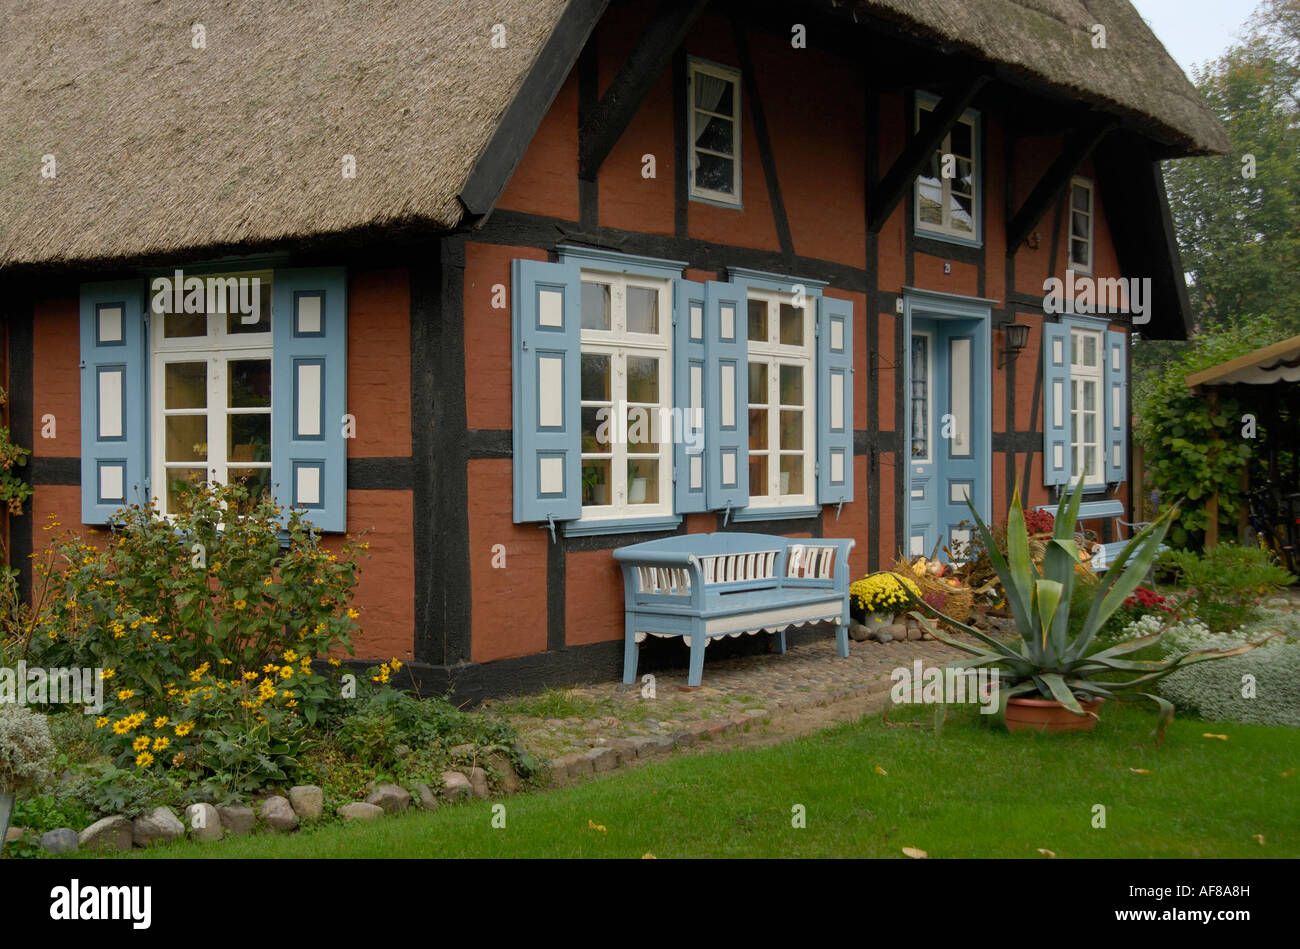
687;59;741;207
914;97;980;243
1069;326;1104;488
1069;176;1095;274
578;270;674;521
746;287;815;509
148;270;273;516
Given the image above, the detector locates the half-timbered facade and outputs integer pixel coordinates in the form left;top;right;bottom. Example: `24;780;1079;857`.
0;0;1227;699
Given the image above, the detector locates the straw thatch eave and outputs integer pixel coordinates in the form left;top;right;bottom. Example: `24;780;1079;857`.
0;0;1226;270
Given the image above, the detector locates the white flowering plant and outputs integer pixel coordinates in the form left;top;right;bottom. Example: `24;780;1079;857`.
0;703;56;795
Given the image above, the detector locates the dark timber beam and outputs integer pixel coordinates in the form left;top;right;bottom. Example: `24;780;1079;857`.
459;0;610;217
866;74;991;233
579;0;709;181
1006;119;1116;253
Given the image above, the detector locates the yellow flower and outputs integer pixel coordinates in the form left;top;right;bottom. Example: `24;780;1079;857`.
135;751;154;769
116;688;134;701
153;736;170;752
153;716;168;729
282;650;298;663
279;666;293;680
174;722;194;737
218;658;232;665
100;668;115;680
263;577;273;586
285;700;298;708
95;716;109;729
262;663;278;674
233;599;247;610
243;671;258;681
143;615;159;624
132;736;150;752
171;753;186;767
327;657;340;667
390;659;403;671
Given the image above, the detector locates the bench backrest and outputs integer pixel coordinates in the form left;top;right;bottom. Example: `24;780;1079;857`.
615;532;852;604
1035;499;1125;521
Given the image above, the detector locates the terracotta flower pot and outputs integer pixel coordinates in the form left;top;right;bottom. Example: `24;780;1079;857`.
1005;696;1103;733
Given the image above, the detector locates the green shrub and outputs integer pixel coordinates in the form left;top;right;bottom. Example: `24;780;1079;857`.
1155;544;1293;631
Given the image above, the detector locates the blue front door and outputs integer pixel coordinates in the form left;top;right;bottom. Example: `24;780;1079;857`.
907;314;987;561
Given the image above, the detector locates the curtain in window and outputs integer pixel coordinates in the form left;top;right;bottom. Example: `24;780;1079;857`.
695;73;728;114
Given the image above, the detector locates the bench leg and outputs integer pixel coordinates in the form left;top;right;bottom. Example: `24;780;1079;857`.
835;620;850;658
773;630;787;654
622;619;639;686
687;630;707;687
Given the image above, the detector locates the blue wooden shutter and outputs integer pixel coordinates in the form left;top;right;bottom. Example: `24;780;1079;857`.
512;258;581;526
674;277;708;514
271;268;348;532
1105;329;1127;483
1042;322;1072;486
705;279;748;512
817;295;854;504
80;280;146;524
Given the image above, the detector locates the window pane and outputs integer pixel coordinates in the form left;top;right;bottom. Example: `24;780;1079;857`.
626;287;659;335
1073;183;1090;212
780;454;804;497
748;300;768;344
950;121;972;161
1071;334;1080;366
581;282;611;331
228;413;271;462
779;304;803;346
229;467;272;499
694;152;734;194
226;280;272;335
748;408;769;449
165;362;207;409
166;469;206;512
582;460;611;506
956;158;973;193
779;364;803;405
626;458;659;505
165;415;207;462
1083;335;1097;366
918;161;943;225
1084;411;1096;443
694;74;733;114
1072;211;1089;239
749;454;769;497
581;406;607;453
950;192;974;232
626;355;659;403
626;405;658;454
1071;239;1089;267
229;359;271;408
1084;380;1097;411
164;313;206;338
581;353;610;401
748;362;768;403
694;115;734;155
779;410;803;450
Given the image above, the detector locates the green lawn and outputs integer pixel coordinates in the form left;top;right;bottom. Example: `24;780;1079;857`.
109;705;1298;859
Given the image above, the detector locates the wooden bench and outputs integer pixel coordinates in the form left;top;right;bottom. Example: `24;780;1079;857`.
613;533;855;687
1035;499;1157;572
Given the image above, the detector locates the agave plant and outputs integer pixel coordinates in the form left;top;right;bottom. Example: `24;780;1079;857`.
889;481;1268;742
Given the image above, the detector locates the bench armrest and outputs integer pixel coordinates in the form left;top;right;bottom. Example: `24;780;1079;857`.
614;550;705;609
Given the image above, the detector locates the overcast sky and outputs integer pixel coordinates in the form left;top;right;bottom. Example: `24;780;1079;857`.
1132;0;1261;78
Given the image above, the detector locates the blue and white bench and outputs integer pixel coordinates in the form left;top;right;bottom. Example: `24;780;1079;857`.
1035;499;1158;572
612;533;855;687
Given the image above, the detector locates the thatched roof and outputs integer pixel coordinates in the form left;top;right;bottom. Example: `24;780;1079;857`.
850;0;1229;156
0;0;1225;269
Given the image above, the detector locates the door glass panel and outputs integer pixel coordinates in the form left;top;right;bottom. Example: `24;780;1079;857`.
911;335;929;459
